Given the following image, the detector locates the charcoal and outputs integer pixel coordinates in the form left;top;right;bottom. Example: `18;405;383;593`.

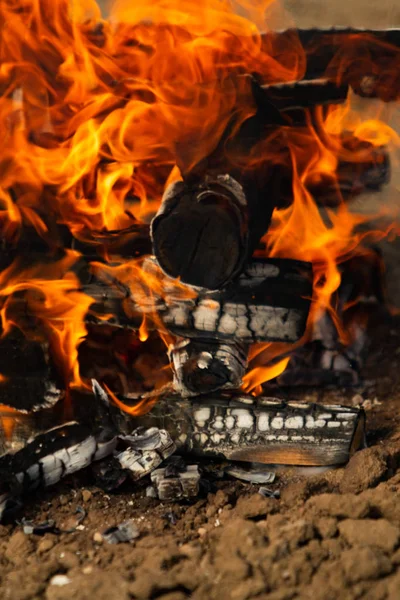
150;465;201;501
263;28;400;100
259;487;281;499
22;519;58;536
115;428;176;480
102;519;140;544
151;175;249;289
224;464;276;484
91;456;129;492
261;78;349;111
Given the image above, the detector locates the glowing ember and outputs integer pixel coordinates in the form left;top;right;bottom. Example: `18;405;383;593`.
0;0;399;408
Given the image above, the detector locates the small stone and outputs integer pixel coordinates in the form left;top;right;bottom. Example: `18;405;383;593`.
50;575;71;587
93;532;104;544
339;447;389;494
197;527;207;537
37;537;54;554
338;518;400;553
82;566;93;575
82;490;92;503
59;495;69;506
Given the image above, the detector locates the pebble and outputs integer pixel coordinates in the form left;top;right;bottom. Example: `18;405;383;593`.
82;566;93;575
59;495;69;506
50;575;71;587
37;537;55;554
197;527;207;537
93;532;103;544
82;490;92;503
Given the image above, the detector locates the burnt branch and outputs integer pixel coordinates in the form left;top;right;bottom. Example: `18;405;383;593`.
170;339;248;397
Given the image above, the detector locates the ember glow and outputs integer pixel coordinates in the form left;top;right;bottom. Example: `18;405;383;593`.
0;0;399;411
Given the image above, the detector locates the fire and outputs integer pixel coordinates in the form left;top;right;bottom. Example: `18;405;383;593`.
0;0;399;413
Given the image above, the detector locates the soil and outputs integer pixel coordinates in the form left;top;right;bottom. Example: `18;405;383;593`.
0;313;400;600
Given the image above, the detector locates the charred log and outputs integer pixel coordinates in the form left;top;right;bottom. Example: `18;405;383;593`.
137;394;366;467
87;257;313;343
263;28;400;101
261;78;349;112
170;339;248;397
0;329;61;413
151;175;249;289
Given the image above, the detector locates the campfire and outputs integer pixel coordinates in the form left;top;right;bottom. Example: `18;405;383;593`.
0;0;399;519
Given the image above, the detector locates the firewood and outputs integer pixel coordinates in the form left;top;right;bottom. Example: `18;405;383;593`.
263;28;400;101
150;464;200;500
261;78;349;111
151;174;249;289
170;338;248;397
140;395;366;467
87;256;313;343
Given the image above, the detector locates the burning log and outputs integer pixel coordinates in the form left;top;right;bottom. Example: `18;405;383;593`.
310;142;390;207
261;78;349;112
170;339;248;397
151;175;249;289
264;28;400;100
0;330;62;426
140;395;366;467
88;257;313;343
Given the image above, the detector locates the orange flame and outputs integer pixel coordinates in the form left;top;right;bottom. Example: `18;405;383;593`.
0;0;399;411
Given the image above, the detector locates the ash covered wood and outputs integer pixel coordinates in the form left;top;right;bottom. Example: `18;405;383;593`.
140;395;366;467
115;428;176;480
88;257;313;343
170;339;248;397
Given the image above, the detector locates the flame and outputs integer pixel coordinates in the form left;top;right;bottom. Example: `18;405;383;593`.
0;404;23;441
0;0;399;412
0;251;93;389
